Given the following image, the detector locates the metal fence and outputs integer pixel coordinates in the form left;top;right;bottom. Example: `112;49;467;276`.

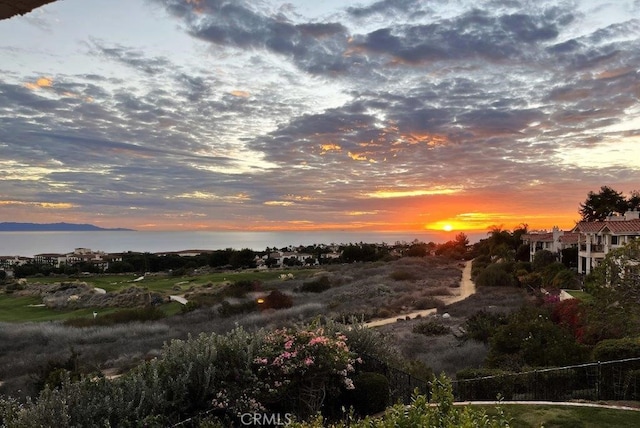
360;353;430;404
452;357;640;402
171;356;640;425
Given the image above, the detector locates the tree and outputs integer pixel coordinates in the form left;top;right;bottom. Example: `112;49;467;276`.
629;190;640;212
532;249;556;272
579;186;628;221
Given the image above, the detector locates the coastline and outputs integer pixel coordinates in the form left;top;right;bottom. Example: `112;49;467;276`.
0;230;487;258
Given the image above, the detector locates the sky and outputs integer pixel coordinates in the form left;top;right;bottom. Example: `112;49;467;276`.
1;0;639;233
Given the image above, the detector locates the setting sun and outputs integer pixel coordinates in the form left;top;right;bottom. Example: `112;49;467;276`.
443;224;453;232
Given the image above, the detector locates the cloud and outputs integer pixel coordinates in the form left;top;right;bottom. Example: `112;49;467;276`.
1;0;639;231
24;76;53;90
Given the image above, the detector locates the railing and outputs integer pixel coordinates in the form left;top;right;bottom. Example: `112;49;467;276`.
360;353;430;404
452;357;640;402
579;244;604;253
172;356;640;425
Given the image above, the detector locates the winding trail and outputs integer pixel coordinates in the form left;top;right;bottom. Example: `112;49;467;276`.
365;260;474;328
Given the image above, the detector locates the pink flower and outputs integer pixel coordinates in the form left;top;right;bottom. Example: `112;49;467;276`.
309;336;329;346
304;357;314;366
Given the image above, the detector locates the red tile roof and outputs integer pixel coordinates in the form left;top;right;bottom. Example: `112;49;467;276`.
522;232;554;242
573;221;606;233
573;219;640;235
559;232;580;244
601;219;640;234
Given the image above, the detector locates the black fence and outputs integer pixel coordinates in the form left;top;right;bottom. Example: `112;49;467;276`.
453;357;640;402
171;357;640;426
360;353;430;404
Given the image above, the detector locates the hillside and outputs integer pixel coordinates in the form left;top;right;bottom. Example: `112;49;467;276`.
0;222;133;232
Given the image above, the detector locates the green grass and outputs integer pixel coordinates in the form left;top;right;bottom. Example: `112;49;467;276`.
566;290;594;303
0;294;112;322
22;269;317;294
481;404;640;428
0;292;183;323
0;268;317;323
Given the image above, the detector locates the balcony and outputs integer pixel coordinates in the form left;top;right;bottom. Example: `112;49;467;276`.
579;244;604;253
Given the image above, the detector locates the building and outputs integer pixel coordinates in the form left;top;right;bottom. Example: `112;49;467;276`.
0;255;32;270
521;226;579;263
573;210;640;275
33;253;68;268
31;248;123;270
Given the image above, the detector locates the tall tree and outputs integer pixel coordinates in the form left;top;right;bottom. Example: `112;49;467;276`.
579;186;628;221
628;190;640;212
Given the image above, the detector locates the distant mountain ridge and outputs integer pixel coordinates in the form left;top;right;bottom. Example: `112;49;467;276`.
0;222;134;232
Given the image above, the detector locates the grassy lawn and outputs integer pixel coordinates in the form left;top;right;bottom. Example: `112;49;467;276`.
0;292;183;323
482;404;640;428
0;268;317;323
21;269;317;294
0;294;109;322
566;289;594;303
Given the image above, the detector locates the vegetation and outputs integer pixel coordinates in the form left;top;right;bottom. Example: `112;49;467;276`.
289;376;511;428
2;187;640;425
579;186;640;222
491;404;640;428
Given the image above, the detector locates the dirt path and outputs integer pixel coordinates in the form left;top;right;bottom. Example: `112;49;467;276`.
442;259;474;305
365;260;474;328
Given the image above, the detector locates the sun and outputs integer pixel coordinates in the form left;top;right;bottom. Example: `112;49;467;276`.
443;224;453;232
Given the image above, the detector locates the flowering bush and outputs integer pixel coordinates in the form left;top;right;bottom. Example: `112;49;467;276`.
253;325;359;417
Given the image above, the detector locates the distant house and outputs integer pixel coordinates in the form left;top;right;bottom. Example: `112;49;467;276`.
33;253;68;268
32;248;124;270
572;210;640;274
0;255;32;270
521;226;579;263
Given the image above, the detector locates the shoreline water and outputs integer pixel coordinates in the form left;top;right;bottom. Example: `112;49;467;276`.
0;230;487;258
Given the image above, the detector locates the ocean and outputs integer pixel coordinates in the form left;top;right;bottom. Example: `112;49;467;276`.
0;230;487;258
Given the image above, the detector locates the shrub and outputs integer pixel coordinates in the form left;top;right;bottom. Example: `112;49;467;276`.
260;290;293;310
63;307;166;327
414;297;441;310
299;276;331;293
225;280;261;298
550;299;585;342
252;324;358;418
455;368;517;400
288;375;511;427
412;320;449;336
593;337;640;361
532;250;556;272
389;270;418;281
404;359;434;382
343;372;390;416
475;264;516;287
551;269;581;289
463;311;508;343
486;305;588;370
338;320;403;370
218;300;258;317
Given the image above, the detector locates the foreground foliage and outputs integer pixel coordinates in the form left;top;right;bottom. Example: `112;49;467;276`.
0;320;398;427
289;376;511;428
